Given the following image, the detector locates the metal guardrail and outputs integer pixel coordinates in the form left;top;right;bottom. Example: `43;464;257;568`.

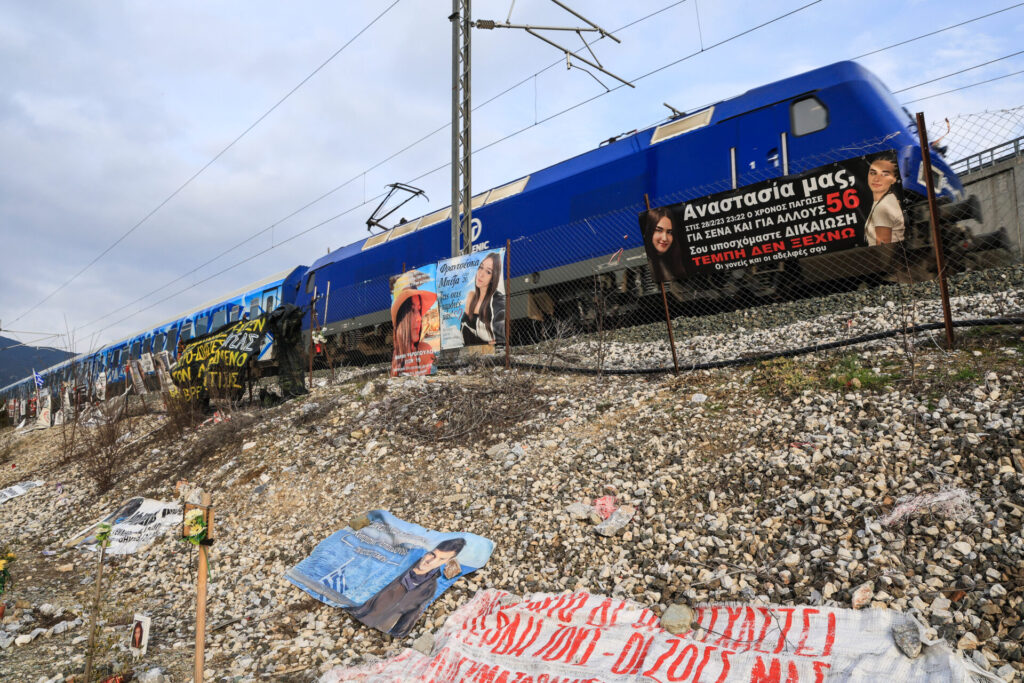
951;135;1024;175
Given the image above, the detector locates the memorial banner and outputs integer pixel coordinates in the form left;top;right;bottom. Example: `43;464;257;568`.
320;590;990;683
390;269;441;377
170;315;268;400
639;152;906;282
36;393;51;428
65;497;182;555
0;480;45;505
128;361;148;395
286;510;494;638
436;248;508;351
139;352;155;374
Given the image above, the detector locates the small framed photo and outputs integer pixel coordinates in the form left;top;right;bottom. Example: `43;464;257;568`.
129;613;151;657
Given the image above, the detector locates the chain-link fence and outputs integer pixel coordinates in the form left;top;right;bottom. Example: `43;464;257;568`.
301;115;1022;380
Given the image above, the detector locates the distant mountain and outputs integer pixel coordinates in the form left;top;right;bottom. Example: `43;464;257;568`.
0;335;76;388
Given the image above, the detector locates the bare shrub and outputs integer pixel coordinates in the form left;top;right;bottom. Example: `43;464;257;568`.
375;371;545;446
79;401;135;494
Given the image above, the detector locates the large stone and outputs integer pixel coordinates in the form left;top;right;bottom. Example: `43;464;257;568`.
892;621;922;658
660;604;695;635
595;506;635;537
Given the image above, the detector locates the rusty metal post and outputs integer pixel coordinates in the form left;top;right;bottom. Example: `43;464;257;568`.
308;291;315;389
505;239;512;371
194;493;214;683
915;112;955;348
645;194;679;373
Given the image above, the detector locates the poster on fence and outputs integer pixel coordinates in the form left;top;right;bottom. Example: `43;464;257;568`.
94;371;106;401
170;315;268;401
321;590;986;683
65;497;182;555
639;151;906;282
390;268;441;377
286;510;494;638
36;393;51;428
0;480;44;505
436;248;508;351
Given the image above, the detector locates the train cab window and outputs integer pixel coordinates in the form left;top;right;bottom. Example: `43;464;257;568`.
211;310;227;330
791;96;828;136
305;272;316;294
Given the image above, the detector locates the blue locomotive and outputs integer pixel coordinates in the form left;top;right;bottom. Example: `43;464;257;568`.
1;60;988;403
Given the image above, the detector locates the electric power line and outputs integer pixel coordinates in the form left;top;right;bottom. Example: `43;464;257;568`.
893;50;1024;93
901;68;1024;105
9;0;404;328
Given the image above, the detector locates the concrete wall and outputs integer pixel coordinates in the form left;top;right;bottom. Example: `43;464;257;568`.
959;155;1024;261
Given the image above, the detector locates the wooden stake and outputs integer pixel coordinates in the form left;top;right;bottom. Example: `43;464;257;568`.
84;542;107;683
644;194;679;374
308;290;316;390
195;492;214;683
505;239;512;371
915;112;956;348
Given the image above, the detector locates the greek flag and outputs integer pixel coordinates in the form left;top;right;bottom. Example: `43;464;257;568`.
33;370;43;388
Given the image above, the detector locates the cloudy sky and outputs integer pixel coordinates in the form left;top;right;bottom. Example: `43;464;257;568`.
1;0;1022;357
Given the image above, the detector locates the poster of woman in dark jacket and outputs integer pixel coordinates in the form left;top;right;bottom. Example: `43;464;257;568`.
436;248;507;351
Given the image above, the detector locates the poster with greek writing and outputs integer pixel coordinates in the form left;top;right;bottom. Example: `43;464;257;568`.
321;590;983;682
390;268;440;377
170;315;268;401
0;480;44;505
139;353;154;374
639;152;905;281
285;510;493;639
436;248;508;351
36;393;51;428
65;497;182;555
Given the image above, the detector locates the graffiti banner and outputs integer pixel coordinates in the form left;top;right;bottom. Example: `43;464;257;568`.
0;480;44;505
128;361;148;395
390;268;440;377
320;590;988;683
65;497;182;555
286;510;494;638
436;248;508;351
170;315;268;401
639;151;906;282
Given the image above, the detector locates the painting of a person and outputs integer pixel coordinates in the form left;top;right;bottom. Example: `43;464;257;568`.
349;537;466;637
864;152;905;246
131;621;144;650
391;287;437;377
461;253;506;346
642;207;686;282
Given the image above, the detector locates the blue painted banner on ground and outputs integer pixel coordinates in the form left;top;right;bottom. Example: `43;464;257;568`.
285;510;494;638
390;268;441;377
436;248;507;351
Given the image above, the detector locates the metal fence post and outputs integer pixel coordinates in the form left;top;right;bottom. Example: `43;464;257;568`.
915;112;956;348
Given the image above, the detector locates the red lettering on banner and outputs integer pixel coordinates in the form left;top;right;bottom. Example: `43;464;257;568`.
772;609;796;655
713;649;734;683
572;628;601;666
692;248;747;267
586;598;626;627
753;608;775;654
821;613;836;657
749;656;799;683
812;661;831;682
735;607;759;650
610;633;654;675
632;609;661;629
751;241;787;256
642;637;681;679
794;609;817;657
701;607;719;643
557;592;589;622
491;613;543;657
688;645;716;681
713;607;745;648
666;644;700;681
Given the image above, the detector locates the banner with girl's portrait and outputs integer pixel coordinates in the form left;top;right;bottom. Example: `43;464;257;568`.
390;267;441;377
436;248;508;352
638;151;907;282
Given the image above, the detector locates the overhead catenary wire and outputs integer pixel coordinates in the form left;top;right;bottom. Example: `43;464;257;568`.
71;3;1023;347
892;50;1024;93
902;68;1024;105
9;0;405;329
